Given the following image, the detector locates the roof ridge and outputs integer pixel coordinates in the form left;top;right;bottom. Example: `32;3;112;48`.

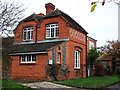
21;13;43;22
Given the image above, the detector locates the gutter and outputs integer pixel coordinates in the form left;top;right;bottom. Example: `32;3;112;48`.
9;51;47;55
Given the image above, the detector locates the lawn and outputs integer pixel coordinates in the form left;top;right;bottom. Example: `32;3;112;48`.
1;79;34;90
54;76;120;89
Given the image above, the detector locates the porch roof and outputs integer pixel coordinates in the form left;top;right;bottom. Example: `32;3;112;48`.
10;41;64;55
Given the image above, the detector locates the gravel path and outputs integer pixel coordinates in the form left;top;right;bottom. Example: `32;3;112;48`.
21;81;88;90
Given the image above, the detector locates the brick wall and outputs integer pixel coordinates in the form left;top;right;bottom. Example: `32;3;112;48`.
66;40;87;79
11;54;48;82
38;16;69;41
14;21;37;44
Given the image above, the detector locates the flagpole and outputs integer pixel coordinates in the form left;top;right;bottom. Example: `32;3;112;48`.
118;2;120;41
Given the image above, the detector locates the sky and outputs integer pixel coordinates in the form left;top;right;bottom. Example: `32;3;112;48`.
5;0;118;47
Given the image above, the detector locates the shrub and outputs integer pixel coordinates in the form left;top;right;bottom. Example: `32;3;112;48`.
60;64;69;79
45;64;58;80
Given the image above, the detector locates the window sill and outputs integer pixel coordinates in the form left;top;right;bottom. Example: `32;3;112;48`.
20;62;36;65
74;68;80;70
46;37;58;40
23;39;33;42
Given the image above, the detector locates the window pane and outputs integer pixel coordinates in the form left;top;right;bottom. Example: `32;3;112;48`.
55;24;58;27
51;28;54;37
55;27;58;37
27;55;31;62
57;53;61;63
23;27;33;41
32;55;36;61
21;55;25;62
51;24;54;27
74;50;80;69
31;31;33;39
23;32;26;40
28;31;31;39
20;54;36;63
46;23;58;38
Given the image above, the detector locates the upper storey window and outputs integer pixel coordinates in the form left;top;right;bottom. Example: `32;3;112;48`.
46;23;58;38
23;27;33;41
89;41;94;49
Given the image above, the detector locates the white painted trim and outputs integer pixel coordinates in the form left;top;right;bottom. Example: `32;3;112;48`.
14;41;35;45
37;38;69;43
14;39;69;45
20;62;36;64
10;52;47;55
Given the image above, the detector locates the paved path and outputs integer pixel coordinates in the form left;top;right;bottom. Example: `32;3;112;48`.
21;81;120;90
106;82;120;90
21;81;88;90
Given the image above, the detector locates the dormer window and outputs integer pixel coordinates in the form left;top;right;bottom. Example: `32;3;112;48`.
46;23;58;38
23;27;33;41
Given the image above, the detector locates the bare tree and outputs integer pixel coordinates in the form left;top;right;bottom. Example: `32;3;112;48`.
101;40;120;59
0;0;25;37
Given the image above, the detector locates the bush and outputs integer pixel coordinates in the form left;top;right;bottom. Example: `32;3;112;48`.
60;64;69;79
45;64;58;80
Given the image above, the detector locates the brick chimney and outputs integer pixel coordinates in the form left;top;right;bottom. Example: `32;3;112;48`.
45;3;55;15
38;13;44;16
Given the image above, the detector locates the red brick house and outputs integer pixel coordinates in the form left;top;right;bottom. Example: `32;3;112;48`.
86;36;97;76
10;3;89;81
87;36;97;53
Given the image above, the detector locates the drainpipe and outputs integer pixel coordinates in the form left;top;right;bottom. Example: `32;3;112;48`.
35;23;38;43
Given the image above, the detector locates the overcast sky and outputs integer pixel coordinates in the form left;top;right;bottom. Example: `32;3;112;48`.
6;0;118;47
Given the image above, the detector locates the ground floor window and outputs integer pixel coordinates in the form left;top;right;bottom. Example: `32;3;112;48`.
74;50;80;69
21;54;36;63
57;52;61;64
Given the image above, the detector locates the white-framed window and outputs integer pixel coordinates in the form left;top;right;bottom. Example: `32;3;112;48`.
57;53;61;64
23;27;33;41
46;23;58;38
21;54;36;63
89;41;94;49
74;50;80;69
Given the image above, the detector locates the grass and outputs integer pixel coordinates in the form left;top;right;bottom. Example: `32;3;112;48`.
54;76;120;89
1;79;34;90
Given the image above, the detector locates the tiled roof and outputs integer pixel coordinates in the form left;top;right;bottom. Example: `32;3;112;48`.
44;9;88;34
97;54;112;61
21;9;88;34
87;36;97;41
22;13;43;22
10;41;64;54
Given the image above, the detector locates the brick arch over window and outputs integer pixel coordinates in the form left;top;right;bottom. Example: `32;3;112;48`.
74;46;82;52
74;46;83;69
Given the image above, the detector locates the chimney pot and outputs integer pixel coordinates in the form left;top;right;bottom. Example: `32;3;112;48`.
45;3;55;15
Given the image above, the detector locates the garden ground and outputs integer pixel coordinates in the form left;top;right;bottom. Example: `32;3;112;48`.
54;76;120;89
1;76;120;90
